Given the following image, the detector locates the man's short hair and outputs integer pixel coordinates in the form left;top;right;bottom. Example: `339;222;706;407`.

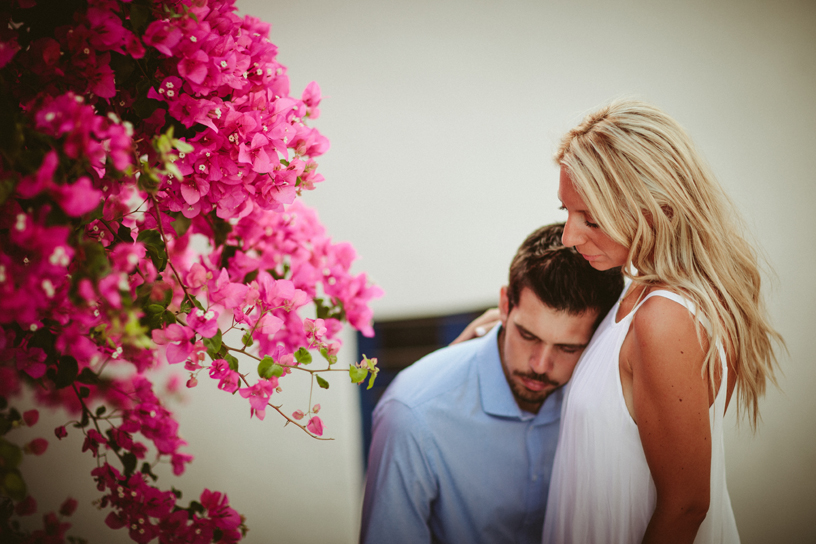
507;223;623;325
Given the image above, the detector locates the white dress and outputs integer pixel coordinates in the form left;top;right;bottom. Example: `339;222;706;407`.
542;288;740;544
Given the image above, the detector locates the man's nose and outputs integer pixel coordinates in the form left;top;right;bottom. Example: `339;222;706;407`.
530;345;554;374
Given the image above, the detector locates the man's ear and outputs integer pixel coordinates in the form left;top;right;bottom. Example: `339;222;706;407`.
499;286;510;325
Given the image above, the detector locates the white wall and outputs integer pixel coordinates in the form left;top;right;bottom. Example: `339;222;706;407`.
14;1;815;543
248;0;816;542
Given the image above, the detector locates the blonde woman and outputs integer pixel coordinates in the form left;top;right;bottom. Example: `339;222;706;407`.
540;100;782;544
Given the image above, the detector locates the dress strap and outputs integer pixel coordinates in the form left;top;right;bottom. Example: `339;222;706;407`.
631;289;696;316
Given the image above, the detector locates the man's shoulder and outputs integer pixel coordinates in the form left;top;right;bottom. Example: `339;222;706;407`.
379;337;488;412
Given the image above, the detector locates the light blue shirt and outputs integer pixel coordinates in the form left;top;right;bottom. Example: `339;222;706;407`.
360;325;563;544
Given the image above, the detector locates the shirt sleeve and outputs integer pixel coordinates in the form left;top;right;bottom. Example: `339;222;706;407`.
360;398;438;544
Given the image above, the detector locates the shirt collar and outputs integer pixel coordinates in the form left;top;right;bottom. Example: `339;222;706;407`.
476;325;562;424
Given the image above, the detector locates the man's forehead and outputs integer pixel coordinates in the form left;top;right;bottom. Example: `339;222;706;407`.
512;290;598;342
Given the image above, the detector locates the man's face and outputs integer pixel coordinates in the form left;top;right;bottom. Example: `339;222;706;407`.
498;286;598;414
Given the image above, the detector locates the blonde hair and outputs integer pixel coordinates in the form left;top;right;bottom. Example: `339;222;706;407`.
556;99;782;428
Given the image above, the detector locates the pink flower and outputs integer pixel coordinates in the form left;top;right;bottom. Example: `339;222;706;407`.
200;489;241;532
217;370;240;394
208;359;230;380
142;20;182;56
292;410;304;420
304;318;327;340
54;426;67;440
301;81;322;119
152;324;195;364
0;37;21;69
171;452;194;476
238;378;278;420
14;496;37;516
59;497;78;517
178;49;209;85
238;133;275;173
186;308;219;338
23;409;39;426
82;429;107;457
306;416;324;436
25;438;49;455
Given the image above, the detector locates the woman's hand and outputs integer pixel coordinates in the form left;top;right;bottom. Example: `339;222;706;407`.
449;308;501;345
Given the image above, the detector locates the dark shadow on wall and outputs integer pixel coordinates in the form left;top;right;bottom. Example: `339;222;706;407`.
356;308;491;467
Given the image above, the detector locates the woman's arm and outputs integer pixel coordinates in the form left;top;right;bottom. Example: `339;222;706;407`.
623;296;712;544
449;308;501;345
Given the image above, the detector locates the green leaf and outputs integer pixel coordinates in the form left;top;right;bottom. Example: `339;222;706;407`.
173;139;194;154
241;331;254;347
349;365;367;384
129;4;151;36
320;347;337;365
133;93;162;120
82;241;110;280
78;386;90;399
170;214;191;237
202;329;223;358
76;368;100;385
316;375;329;389
0;438;23;469
95;406;107;417
165;161;183;181
225;354;239;371
75;410;89;429
109;52;136;85
118;224;135;243
0;179;15;207
2;469;27;501
367;370;379;390
188;500;205;515
243;269;259;283
257;356;275;379
141;462;158;482
210;214;233;248
294;347;312;365
259;359;284;379
137;229;168;272
122;452;137;477
54;355;78;389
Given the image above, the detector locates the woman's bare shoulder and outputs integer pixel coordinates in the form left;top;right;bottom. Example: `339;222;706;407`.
630;292;704;361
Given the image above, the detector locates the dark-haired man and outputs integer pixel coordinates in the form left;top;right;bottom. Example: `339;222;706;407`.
360;223;623;544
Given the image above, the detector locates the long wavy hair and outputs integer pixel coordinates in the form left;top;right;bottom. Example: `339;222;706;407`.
556;99;783;427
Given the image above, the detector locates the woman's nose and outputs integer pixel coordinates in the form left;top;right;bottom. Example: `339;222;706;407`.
561;216;584;248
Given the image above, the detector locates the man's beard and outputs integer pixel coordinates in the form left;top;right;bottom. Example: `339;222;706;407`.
509;370;561;407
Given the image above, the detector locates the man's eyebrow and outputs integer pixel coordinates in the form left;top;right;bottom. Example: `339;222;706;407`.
557;341;589;349
514;322;541;341
516;322;589;349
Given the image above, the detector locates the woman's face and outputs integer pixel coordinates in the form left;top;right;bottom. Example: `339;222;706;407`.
558;166;629;271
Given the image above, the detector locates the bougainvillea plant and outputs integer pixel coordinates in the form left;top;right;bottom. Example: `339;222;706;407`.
0;0;382;541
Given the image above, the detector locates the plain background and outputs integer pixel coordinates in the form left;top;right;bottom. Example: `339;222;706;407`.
14;1;815;543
